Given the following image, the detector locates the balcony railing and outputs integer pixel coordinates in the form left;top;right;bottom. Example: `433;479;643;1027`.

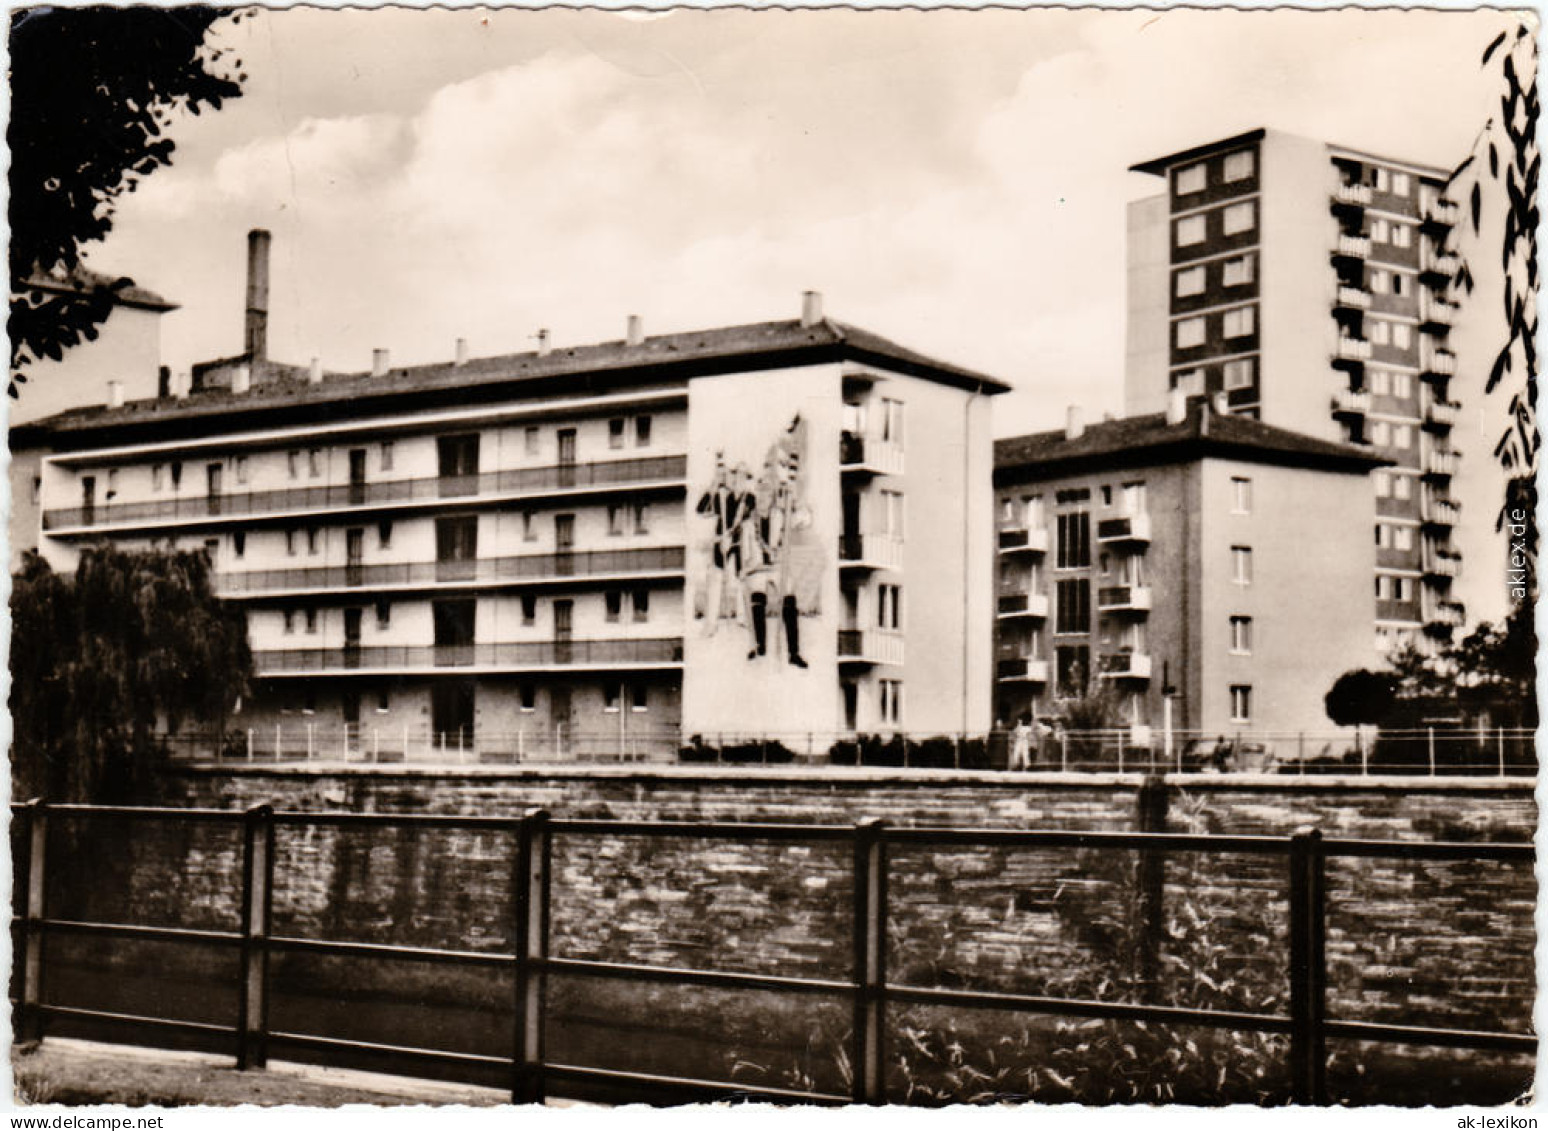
1332;183;1373;209
216;546;686;597
1333;337;1372;364
1421;252;1462;281
839;433;905;476
1421;351;1458;380
1096;513;1152;544
1422;499;1462;527
838;535;903;570
1097;652;1153;680
997;526;1049;554
1334;234;1372;260
1422;199;1461;229
1424;451;1460;479
1332;389;1371;416
1419;298;1457;332
996;593;1050;619
1333;285;1372;311
995;657;1050;684
1423;552;1462;579
1097;585;1152;613
1429;602;1466;628
42;454;688;533
836;629;904;666
252;636;684;676
1424;401;1461;431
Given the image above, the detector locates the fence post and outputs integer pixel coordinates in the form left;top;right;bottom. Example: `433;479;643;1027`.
1134;779;1167;995
19;800;49;1044
512;808;552;1104
1498;727;1506;776
237;804;275;1070
851;818;888;1105
1427;728;1437;777
307;723;315;762
1117;730;1126;775
275;724;282;762
1060;731;1069;773
1287;827;1327;1105
1297;732;1306;772
953;733;962;770
246;728;254;762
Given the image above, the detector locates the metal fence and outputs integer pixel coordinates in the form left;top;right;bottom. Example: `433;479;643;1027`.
10;801;1533;1105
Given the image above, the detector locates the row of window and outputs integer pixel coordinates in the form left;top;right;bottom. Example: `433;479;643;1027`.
1366;217;1414;249
1176;201;1256;247
1173;253;1255;297
1175;150;1255;195
1376;523;1416;551
1376;575;1416;602
841;397;906;445
1173;356;1255;395
1365;319;1415;349
1366;370;1415;398
1175;304;1255;348
278;589;657;634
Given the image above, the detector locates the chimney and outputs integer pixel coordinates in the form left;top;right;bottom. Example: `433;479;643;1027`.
1065;405;1085;442
308;357;323;384
1165;385;1188;425
1211;391;1229;416
157;366;171;400
175;370;191;400
454;338;469;367
626;315;644;347
107;380;124;409
245;229;272;362
372;349;390;377
232;364;251;395
800;290;823;328
536;329;551;357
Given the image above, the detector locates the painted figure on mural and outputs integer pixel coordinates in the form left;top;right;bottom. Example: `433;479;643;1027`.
694;413;824;667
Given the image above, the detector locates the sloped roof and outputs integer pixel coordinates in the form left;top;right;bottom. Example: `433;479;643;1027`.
995;400;1389;483
24;262;177;312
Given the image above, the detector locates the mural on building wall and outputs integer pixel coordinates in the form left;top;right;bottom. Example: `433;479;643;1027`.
694;413;824;666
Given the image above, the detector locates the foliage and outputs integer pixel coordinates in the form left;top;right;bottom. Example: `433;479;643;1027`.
1448;21;1540;593
8;6;245;397
9;547;251;802
1324;669;1399;727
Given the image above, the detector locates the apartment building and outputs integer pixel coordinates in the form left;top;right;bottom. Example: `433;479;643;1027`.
1125;128;1465;654
17;238;1004;760
993;391;1385;744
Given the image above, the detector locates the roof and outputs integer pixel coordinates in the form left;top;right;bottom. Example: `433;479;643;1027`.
1130;128;1266;177
16;316;1011;449
24;262;177;312
994;400;1390;484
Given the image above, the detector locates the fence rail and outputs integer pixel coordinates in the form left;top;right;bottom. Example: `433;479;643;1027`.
9;801;1532;1105
41;455;687;532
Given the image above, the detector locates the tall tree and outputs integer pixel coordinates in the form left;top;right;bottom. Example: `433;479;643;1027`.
8;6;245;398
10;547;252;802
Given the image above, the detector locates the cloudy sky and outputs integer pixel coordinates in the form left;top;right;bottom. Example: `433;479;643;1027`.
30;4;1532;618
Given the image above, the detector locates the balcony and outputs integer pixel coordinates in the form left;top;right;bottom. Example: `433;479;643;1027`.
1096;512;1152;545
839;433;905;477
252;636;685;677
1333;234;1372;262
1331;183;1373;211
41;454;688;535
1421;350;1458;381
838;534;903;572
1332;389;1372;417
1420;253;1461;284
1422;552;1461;580
996;657;1050;684
997;526;1049;555
1098;585;1152;614
1429;601;1466;628
1419;298;1457;333
996;593;1050;620
1333;285;1373;312
216;546;686;598
837;629;904;667
1332;337;1372;369
1424;401;1461;431
1423;451;1460;480
1422;199;1461;231
1098;652;1153;681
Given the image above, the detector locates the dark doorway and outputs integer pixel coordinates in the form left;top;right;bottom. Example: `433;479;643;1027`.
431;680;476;750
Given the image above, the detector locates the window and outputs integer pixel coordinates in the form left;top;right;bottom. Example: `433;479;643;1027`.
608;418;626;449
1370;370;1391;395
235;456;249;485
1369;320;1391;346
1394;475;1412;501
882;398;904;444
521;594;537;626
288;451;300;480
635;416;652;447
1223;150;1255;182
1223;306;1255;338
1172;368;1205;397
1371;421;1391;447
524;427;540;456
1391;172;1410;196
1230;616;1253;654
1175;266;1206;297
1122;481;1147;514
1056;645;1090;698
377;688;391;713
283;610;295;635
878;584;902;630
1374;471;1392;498
106;469;118;500
376;601;391;629
1231;477;1252;514
307;528;320;556
1055;579;1090;634
1100;485;1114;508
1392;223;1412;248
632;685;649;713
1393;373;1411;398
308;449;322;477
633;589;650;623
1222;254;1255;287
1232;546;1253;585
1224;358;1254;390
633;503;650;535
1022;494;1045;528
879;680;903;726
1395;525;1414;551
605;590;623;623
1394;577;1409;601
1222;201;1254;236
1176;317;1206;349
1056;511;1091;569
286;529;298;556
1392;273;1405;296
881;490;904;537
1230;685;1252;723
378;521;393;549
604;684;621;713
380;442;394;471
608;505;624;536
152;464;164;491
1373;167;1390;192
170;461;182;488
520;685;536;713
522;512;536;542
1176;215;1206;247
305;608;318;635
233;532;246;559
1176;162;1206;195
1392;323;1411;349
1392;425;1412;450
1370;217;1390;244
1369;269;1390;294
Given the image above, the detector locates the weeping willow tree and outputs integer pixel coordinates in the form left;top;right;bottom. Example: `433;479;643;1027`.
10;547;252;802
